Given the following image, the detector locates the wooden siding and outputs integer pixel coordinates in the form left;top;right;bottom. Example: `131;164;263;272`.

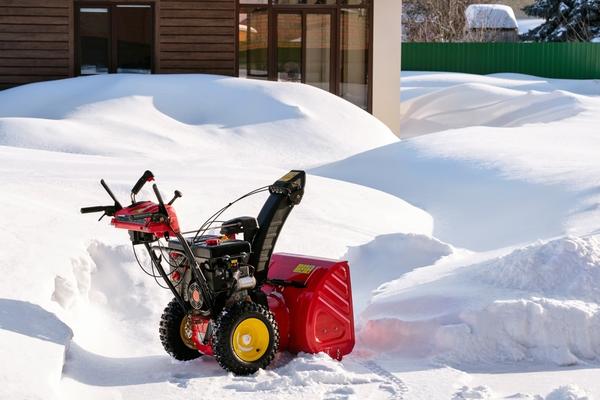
158;0;236;75
0;0;238;90
0;0;73;90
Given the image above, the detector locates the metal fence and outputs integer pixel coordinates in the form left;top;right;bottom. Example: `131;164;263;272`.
402;42;600;79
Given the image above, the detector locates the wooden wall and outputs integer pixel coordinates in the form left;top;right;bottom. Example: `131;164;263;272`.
0;0;237;90
158;0;237;75
0;0;73;90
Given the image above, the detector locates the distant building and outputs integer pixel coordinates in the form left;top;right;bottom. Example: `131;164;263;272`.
464;4;519;42
0;0;402;134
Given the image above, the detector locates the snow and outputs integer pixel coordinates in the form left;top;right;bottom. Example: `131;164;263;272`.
465;4;518;30
2;70;600;399
518;18;545;34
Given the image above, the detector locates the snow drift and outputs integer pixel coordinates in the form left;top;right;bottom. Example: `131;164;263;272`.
0;73;396;164
2;71;600;398
361;237;600;366
0;74;427;400
314;72;600;250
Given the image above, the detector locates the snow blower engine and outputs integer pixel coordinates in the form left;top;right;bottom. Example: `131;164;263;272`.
81;170;354;375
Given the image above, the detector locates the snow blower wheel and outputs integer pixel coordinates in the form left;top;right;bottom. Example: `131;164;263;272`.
159;298;202;361
213;302;279;375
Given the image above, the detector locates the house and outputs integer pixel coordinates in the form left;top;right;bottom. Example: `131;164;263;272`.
0;0;401;134
464;4;519;42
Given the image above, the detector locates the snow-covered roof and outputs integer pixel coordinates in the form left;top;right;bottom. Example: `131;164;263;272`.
465;4;518;30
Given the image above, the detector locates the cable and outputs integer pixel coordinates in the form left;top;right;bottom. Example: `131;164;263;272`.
132;244;162;279
132;244;186;289
192;186;269;242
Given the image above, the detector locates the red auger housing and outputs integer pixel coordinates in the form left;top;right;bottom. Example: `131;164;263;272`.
81;170;355;375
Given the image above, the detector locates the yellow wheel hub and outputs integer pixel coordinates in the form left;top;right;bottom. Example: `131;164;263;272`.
232;318;270;362
179;315;196;350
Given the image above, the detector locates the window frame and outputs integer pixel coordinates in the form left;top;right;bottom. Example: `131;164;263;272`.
236;0;373;112
74;1;155;76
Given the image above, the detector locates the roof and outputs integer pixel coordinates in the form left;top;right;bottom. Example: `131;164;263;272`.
465;4;518;30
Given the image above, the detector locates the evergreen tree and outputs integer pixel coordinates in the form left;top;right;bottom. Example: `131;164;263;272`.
522;0;600;41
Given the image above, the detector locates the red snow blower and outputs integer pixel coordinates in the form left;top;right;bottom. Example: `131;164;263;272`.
81;170;354;375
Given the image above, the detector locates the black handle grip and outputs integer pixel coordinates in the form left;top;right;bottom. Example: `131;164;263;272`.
101;179;123;210
81;206;108;214
131;170;154;196
153;184;165;207
168;190;182;205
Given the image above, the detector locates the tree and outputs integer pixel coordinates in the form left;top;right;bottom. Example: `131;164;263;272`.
522;0;600;41
403;0;493;42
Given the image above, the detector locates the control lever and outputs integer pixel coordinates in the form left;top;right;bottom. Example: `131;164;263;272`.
100;179;123;210
131;170;154;197
168;190;182;205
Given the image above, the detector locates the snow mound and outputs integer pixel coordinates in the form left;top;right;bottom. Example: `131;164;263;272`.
437;296;600;366
345;233;453;314
361;236;600;366
225;353;376;393
465;4;518;29
478;236;600;302
546;385;590;400
453;385;495;399
400;82;585;137
315;73;600;250
0;74;396;164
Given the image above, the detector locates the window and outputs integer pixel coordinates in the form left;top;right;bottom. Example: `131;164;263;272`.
341;8;369;110
79;8;110;75
239;7;269;79
77;3;153;75
237;0;371;111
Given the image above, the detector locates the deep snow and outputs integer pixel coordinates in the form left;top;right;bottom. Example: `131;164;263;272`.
1;71;600;399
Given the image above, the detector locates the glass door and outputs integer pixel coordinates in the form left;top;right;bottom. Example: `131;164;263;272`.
305;13;332;91
274;10;334;91
239;7;269;79
276;13;302;83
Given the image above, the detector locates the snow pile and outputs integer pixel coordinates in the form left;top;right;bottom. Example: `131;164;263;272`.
479;236;600;302
345;233;453;314
454;384;591;399
518;18;545;34
314;72;600;250
0;74;429;400
399;82;585;137
3;71;600;398
359;237;600;366
0;74;395;164
465;4;518;29
546;385;590;400
224;353;376;392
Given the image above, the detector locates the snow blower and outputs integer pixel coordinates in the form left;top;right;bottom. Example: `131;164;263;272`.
81;170;355;375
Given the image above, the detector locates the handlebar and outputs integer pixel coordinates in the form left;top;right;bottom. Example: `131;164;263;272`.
82;172;180;220
153;184;165;207
101;179;122;210
131;170;154;197
80;205;116;215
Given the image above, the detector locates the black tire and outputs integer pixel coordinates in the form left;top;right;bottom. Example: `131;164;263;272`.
213;301;279;375
159;298;202;361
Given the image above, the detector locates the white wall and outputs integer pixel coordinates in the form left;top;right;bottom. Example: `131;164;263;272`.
373;0;402;136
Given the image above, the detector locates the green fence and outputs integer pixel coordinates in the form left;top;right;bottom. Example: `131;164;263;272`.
402;43;600;79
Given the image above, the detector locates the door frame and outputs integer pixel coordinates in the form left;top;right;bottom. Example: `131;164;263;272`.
271;8;337;94
74;1;155;76
236;1;372;112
